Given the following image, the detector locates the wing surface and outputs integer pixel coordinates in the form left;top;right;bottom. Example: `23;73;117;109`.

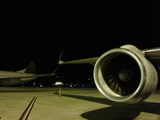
59;57;99;65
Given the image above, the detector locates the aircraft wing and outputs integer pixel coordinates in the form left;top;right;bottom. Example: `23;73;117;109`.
59;57;99;65
59;47;160;66
33;73;56;77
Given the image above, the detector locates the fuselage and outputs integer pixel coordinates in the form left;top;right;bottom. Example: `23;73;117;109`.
0;71;36;85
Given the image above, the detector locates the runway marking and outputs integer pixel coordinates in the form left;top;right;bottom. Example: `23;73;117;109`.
19;97;37;120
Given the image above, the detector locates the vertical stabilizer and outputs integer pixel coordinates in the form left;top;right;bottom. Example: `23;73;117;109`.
25;62;36;74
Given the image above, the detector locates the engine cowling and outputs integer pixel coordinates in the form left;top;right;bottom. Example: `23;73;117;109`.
94;45;158;104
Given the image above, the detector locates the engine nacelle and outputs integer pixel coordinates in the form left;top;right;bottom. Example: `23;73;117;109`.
94;45;158;104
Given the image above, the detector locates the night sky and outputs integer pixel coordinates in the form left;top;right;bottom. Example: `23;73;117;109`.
1;1;160;85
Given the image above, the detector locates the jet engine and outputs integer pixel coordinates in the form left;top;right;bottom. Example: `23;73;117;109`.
94;45;158;104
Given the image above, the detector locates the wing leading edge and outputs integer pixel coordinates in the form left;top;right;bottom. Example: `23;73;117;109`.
59;57;99;65
59;46;160;68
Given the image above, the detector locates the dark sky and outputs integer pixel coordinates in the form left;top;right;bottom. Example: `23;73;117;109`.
1;1;160;83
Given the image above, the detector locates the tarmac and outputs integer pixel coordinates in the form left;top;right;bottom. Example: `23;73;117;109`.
0;87;160;120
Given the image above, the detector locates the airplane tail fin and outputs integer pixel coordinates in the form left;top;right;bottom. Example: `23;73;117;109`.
25;62;36;74
17;62;36;74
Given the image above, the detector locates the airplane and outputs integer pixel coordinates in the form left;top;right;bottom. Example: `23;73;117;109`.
0;62;57;86
59;45;160;104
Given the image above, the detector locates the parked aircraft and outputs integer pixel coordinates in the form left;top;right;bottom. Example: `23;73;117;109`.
59;45;160;104
0;62;57;86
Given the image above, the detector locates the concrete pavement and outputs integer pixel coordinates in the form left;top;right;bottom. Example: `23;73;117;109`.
0;87;160;120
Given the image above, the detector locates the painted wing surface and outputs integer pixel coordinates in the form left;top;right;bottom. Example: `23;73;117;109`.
59;57;99;65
